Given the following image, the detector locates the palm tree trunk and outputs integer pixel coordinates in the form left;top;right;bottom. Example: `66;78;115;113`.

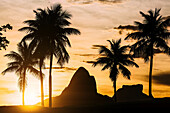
22;68;26;106
114;80;117;102
40;58;44;107
49;53;53;108
149;44;153;97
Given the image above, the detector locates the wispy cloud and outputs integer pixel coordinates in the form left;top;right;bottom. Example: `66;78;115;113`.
153;71;170;86
114;25;138;31
98;0;123;4
74;53;98;56
0;88;16;94
44;67;77;71
83;60;96;64
91;45;108;49
67;0;126;4
115;15;170;32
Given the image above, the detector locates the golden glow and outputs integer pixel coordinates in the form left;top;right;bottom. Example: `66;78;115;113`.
0;0;170;106
25;89;38;105
20;105;40;112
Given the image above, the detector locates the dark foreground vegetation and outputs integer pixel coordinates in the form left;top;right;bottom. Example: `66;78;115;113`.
0;98;170;113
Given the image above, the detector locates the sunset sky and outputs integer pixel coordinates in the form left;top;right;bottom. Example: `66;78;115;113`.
0;0;170;105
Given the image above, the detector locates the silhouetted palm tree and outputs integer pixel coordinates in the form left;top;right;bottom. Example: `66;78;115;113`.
2;41;40;106
18;4;80;107
93;39;139;102
125;8;170;97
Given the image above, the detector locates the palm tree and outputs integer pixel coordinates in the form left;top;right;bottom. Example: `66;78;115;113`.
18;4;80;107
93;39;139;102
125;8;170;97
2;41;40;106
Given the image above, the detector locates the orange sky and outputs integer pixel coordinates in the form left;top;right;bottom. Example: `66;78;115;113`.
0;0;170;105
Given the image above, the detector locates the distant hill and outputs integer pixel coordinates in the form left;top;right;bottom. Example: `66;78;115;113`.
114;84;152;102
37;67;113;107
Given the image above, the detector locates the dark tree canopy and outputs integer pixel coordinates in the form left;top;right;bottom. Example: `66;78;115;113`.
0;24;12;50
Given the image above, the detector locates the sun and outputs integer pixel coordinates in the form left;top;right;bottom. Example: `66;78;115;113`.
25;89;40;105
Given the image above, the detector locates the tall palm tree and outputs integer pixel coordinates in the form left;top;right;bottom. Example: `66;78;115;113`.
18;4;80;107
93;39;139;102
2;41;40;106
125;8;170;97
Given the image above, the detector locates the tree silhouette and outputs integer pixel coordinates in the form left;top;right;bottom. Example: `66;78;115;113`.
2;41;40;106
18;4;80;107
0;24;12;50
93;39;139;102
125;8;170;97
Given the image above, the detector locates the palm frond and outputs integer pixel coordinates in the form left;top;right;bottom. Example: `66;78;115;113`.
60;10;72;19
54;44;70;66
2;66;19;75
154;37;169;52
15;67;23;76
101;62;112;71
131;39;150;58
120;60;139;68
119;45;131;54
139;11;150;22
63;28;81;35
21;33;35;42
119;64;131;80
93;57;111;67
160;32;170;40
99;46;113;57
59;35;71;47
125;32;147;40
30;60;39;67
4;51;23;62
7;61;20;67
18;76;27;92
109;65;119;81
18;27;37;33
27;66;43;79
28;39;38;54
107;40;114;52
23;20;38;27
154;8;161;18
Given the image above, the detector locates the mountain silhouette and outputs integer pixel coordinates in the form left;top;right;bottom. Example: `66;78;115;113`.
114;84;152;102
39;67;113;107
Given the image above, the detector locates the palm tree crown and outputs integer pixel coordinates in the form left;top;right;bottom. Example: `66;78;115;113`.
125;8;170;61
125;8;170;97
2;41;40;105
93;39;139;102
18;4;80;107
19;4;80;64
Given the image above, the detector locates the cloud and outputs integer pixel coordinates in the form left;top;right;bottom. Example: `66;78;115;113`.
67;0;126;4
83;60;96;64
98;0;123;4
74;53;98;56
44;67;77;71
115;16;170;32
91;45;108;49
114;25;138;31
38;95;49;98
67;0;93;4
0;88;16;94
153;71;170;86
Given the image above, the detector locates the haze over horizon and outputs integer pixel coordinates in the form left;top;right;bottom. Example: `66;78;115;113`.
0;0;170;105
